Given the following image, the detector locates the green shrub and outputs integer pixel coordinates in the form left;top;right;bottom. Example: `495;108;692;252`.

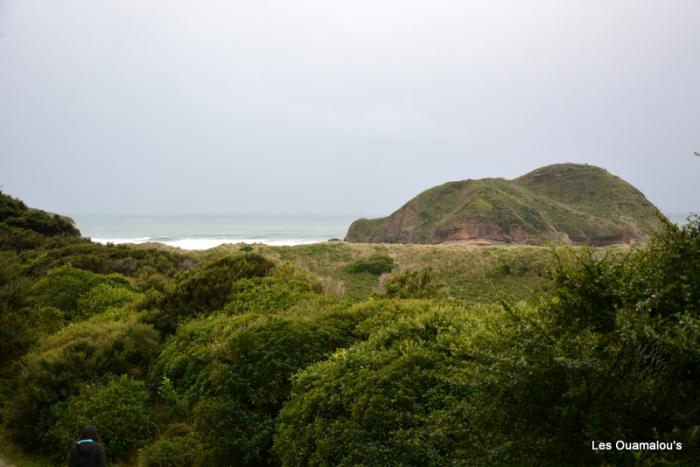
6;315;160;450
138;423;203;467
76;283;142;317
546;247;628;332
274;305;502;466
21;236;190;279
1;192;80;238
0;224;46;250
486;261;512;278
33;265;132;320
222;263;322;315
156;254;274;331
0;302;62;383
152;313;349;465
275;214;700;466
134;266;170;293
347;298;449;339
6;210;79;237
33;265;99;313
345;253;397;275
51;376;151;460
628;215;700;317
0;252;48;379
379;267;447;299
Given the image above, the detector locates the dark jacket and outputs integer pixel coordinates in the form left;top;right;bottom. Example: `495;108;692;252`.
68;440;106;467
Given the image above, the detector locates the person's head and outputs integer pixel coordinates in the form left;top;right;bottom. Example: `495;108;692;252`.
79;425;101;443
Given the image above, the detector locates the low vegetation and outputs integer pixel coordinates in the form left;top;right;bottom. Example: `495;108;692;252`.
1;191;698;465
344;252;397;275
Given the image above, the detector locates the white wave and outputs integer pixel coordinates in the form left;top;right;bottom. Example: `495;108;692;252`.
92;237;325;250
92;237;151;245
163;238;237;250
163;238;323;249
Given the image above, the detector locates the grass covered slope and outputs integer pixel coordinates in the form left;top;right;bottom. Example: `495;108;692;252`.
345;163;663;245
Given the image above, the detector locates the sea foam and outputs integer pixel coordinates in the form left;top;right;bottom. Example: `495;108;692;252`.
92;237;322;250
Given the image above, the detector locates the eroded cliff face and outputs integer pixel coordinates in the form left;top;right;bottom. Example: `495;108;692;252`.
345;163;663;246
370;209;421;243
430;220;557;245
347;216;646;245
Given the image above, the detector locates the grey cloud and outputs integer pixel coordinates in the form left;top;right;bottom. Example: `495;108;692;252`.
1;0;698;215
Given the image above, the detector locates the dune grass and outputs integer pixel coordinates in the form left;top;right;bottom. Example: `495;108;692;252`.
204;241;572;302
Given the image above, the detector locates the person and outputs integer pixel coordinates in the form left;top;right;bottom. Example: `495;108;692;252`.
68;425;106;467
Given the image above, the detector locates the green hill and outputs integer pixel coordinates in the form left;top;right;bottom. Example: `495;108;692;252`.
0;191;80;239
345;163;663;245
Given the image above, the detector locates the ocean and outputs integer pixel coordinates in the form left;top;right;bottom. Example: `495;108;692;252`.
72;212;696;250
71;215;358;250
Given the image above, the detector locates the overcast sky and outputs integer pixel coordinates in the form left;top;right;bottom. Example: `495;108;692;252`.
1;0;698;215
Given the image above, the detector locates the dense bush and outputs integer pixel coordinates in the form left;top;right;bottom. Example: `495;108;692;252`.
5;209;79;237
152;313;349;465
51;376;151;460
5;315;160;450
33;265;101;313
138;423;203;467
0;192;80;238
76;282;142;317
0;253;66;383
519;217;700;462
343;298;436;339
546;248;628;332
629;215;700;317
0;224;47;250
345;253;397;275
33;265;133;320
0;253;40;380
275;305;499;466
276;219;700;465
1;213;192;279
222;263;322;316
3;191;699;466
156;254;274;331
379;267;447;299
486;261;512;278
